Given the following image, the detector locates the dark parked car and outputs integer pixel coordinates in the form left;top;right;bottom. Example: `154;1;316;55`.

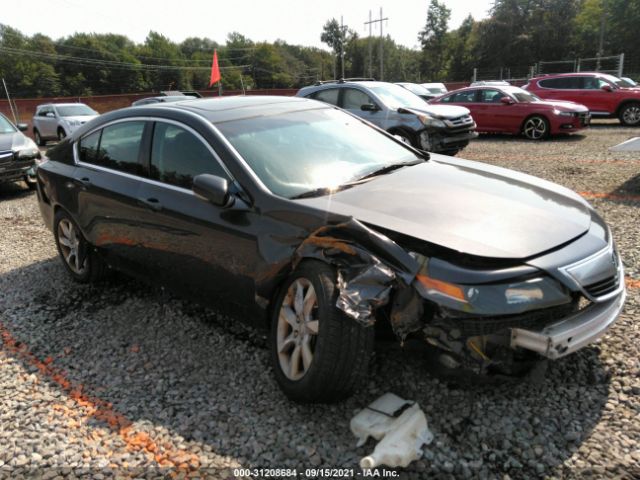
395;82;439;101
430;85;590;139
36;96;625;402
524;72;640;126
297;80;477;156
0;112;40;190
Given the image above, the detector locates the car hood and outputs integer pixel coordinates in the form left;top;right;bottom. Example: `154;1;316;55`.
535;100;589;112
0;131;29;151
296;155;592;259
400;104;470;119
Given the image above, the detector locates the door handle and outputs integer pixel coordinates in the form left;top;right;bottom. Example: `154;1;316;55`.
137;197;162;211
73;177;91;189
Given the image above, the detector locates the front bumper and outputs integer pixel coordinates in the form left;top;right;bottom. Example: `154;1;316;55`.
0;159;35;183
510;287;625;359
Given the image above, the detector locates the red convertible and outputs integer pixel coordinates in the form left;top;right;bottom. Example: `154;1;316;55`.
430;85;590;140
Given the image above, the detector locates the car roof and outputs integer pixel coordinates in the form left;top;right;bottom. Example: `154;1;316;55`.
37;103;89;108
139;95;327;123
532;72;603;79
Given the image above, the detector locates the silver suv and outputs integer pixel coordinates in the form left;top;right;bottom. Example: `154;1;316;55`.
297;80;477;156
32;103;98;146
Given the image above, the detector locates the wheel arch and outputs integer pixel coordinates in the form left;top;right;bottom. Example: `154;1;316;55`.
615;99;640;117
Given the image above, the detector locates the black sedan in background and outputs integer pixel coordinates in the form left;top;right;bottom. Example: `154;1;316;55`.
36;97;625;402
0;112;41;190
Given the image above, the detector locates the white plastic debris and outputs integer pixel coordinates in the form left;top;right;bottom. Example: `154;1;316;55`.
609;137;640;151
350;392;434;469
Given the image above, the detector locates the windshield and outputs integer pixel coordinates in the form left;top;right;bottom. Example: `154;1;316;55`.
0;114;16;134
369;84;428;109
56;105;97;117
512;90;541;102
216;107;421;199
399;83;431;96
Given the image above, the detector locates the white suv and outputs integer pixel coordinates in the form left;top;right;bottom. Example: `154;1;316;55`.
32;103;98;145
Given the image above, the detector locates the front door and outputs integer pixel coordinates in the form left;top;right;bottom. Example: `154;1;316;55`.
134;120;258;310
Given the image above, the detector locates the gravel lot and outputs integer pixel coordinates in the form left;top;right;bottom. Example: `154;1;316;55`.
0;121;638;479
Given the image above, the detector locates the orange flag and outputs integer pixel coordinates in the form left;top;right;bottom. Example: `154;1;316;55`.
209;49;221;87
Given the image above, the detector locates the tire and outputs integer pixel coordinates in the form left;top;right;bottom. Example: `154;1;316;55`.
53;210;107;283
522;115;549;140
619;102;640;126
57;128;67;141
440;149;460;156
34;129;45;147
269;260;374;403
391;130;417;148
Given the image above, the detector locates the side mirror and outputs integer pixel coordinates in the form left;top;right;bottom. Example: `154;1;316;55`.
601;84;613;92
192;174;233;207
361;103;379;112
46;112;56;118
500;96;515;105
16;123;28;132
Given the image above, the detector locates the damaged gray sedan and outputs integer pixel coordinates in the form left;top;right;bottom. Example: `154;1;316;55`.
35;96;625;403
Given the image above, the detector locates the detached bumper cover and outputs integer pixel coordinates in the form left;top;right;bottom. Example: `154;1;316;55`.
510;287;625;359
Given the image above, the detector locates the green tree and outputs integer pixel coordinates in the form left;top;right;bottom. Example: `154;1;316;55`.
418;0;452;80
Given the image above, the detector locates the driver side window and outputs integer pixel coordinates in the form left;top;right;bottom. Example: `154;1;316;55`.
342;88;374;110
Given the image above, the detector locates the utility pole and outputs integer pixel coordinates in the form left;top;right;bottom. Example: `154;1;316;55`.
340;16;346;79
596;0;606;71
364;8;389;80
365;10;373;78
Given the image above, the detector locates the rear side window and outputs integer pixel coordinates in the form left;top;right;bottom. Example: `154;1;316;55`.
150;123;228;189
78;121;145;175
539;77;581;89
78;130;101;164
446;90;477;103
311;88;340;106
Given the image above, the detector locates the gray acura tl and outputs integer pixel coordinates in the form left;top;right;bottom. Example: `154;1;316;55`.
34;96;625;402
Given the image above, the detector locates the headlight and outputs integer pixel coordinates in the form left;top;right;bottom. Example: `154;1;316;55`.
417;114;446;128
411;254;571;315
553;109;574;117
13;138;41;160
66;119;81;127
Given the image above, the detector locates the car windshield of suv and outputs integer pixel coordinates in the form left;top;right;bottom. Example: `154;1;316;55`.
400;83;431;96
56;105;97;117
369;84;427;110
216;107;421;199
0;115;16;134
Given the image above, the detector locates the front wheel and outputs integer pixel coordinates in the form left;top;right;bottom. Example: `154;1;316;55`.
53;210;107;283
619;102;640;126
522;116;549;140
57;128;67;141
269;260;374;403
34;129;45;147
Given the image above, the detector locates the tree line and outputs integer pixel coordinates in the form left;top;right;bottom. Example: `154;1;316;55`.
0;0;638;98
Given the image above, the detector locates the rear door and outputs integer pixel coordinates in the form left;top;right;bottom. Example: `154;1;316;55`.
134;120;258;308
74;120;151;274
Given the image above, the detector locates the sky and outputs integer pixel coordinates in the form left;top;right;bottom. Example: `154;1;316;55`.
3;0;493;50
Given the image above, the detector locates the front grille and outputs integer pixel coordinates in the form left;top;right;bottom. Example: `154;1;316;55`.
447;114;474;127
577;112;590;126
584;275;619;298
0;150;12;166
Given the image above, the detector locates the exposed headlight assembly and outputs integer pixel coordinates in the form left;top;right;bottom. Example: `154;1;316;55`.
410;253;572;315
13;138;41;160
417;114;446;128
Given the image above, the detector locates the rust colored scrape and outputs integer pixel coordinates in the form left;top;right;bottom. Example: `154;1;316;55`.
301;225;357;256
626;277;640;289
0;322;200;473
579;191;640;202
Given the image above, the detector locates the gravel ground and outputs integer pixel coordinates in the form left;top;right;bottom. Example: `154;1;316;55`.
0;121;639;479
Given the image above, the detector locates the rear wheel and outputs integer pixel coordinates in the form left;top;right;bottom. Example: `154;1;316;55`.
34;129;45;147
522;115;549;140
269;260;374;403
619;102;640;126
53;210;107;283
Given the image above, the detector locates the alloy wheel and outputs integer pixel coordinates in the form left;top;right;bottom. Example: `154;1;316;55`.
622;105;640;125
57;219;87;275
276;278;320;381
58;129;66;141
523;117;547;140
